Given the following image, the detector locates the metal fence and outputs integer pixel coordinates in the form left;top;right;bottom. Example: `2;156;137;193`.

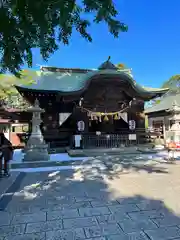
81;133;140;149
13;129;149;149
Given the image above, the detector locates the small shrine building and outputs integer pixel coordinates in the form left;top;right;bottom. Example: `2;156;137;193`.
15;59;168;149
145;93;180;143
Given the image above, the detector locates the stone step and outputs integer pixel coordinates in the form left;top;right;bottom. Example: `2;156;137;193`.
67;144;155;157
10;160;83;169
48;147;66;154
68;148;138;157
21;147;67;154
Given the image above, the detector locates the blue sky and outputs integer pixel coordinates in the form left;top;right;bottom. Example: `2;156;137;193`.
30;0;180;88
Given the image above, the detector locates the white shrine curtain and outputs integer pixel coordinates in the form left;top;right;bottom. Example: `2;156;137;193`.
59;113;71;126
119;112;128;123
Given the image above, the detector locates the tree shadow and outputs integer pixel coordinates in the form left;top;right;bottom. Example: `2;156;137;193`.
0;168;180;239
72;154;170;180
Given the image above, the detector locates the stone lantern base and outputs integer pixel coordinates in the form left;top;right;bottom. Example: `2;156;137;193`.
23;147;49;162
23;137;49;162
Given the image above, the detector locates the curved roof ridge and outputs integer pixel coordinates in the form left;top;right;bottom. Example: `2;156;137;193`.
15;69;168;100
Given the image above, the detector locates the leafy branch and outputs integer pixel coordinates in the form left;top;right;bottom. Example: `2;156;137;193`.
0;0;128;75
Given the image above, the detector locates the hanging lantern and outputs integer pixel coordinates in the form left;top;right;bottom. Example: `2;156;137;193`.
114;114;119;120
129;120;136;130
77;121;85;131
104;115;109;121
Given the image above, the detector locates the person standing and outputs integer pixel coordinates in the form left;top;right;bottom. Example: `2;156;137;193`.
0;133;13;178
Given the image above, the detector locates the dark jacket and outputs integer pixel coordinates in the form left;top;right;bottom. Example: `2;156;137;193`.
0;133;13;152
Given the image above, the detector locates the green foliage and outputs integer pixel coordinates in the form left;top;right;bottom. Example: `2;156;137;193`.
162;75;180;92
152;99;161;105
0;70;35;108
116;63;127;69
149;75;180;107
0;0;128;75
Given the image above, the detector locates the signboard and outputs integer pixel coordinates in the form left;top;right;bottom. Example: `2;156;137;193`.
129;134;136;140
96;131;101;136
74;135;82;147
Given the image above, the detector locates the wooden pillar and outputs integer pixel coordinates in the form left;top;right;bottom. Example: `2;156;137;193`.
128;100;146;144
163;117;166;139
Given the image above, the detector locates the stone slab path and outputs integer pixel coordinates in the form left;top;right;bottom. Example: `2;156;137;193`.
0;172;20;196
0;157;180;239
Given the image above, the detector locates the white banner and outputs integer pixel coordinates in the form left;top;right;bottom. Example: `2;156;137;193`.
59;113;71;126
119;112;128;123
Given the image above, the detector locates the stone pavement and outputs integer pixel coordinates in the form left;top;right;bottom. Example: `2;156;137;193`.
0;172;21;196
0;158;180;239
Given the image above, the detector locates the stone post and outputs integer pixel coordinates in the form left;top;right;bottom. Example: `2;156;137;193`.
166;101;180;144
23;99;49;162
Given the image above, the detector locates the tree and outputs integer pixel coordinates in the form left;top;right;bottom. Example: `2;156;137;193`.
0;0;128;75
146;75;180;108
0;70;35;109
116;63;127;69
162;75;180;93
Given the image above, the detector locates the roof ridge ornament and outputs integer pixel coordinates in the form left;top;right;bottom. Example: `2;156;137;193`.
98;57;118;70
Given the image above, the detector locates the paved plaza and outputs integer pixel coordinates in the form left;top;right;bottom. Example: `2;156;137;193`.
0;156;180;239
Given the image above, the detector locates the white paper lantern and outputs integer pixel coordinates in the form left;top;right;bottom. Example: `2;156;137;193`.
129;120;136;130
77;121;85;131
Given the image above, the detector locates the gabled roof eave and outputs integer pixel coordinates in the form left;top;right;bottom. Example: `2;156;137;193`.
15;69;169;100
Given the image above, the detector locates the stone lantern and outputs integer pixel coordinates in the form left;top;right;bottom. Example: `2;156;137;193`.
23;99;49;162
166;100;180;144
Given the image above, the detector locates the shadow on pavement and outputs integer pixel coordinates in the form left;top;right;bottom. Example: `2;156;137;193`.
75;154;171;180
0;166;180;239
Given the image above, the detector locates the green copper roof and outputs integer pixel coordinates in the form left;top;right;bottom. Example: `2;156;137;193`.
15;68;168;100
145;93;180;114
